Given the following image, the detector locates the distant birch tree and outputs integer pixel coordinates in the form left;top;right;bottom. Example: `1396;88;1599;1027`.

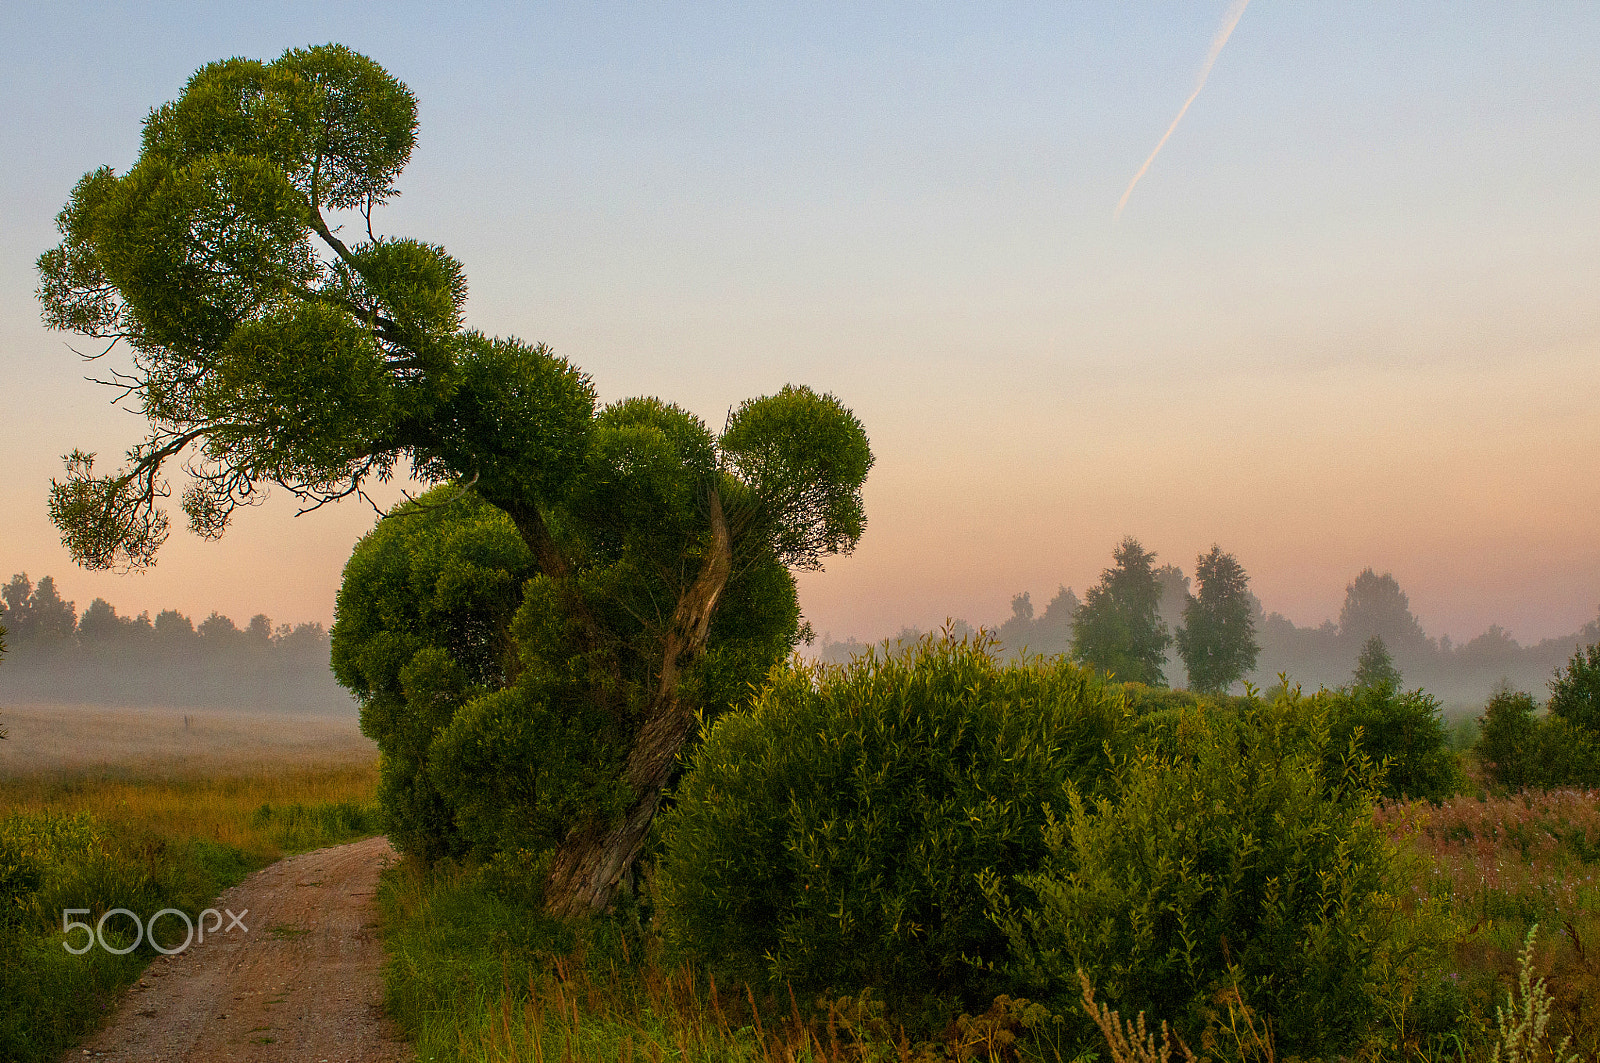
1176;545;1259;694
1072;537;1170;685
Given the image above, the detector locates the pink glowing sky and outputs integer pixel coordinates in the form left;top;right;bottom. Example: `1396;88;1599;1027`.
3;3;1597;646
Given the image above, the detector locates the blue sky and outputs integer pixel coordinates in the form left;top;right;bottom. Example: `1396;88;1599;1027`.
3;2;1598;644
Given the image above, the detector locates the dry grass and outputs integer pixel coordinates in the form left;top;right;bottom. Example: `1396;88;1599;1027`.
1375;789;1600;925
1078;973;1198;1063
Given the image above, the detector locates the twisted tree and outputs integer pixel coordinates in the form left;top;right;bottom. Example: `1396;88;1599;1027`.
37;44;872;916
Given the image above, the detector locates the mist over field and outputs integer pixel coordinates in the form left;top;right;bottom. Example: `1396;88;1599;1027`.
0;706;373;776
819;562;1600;712
4;559;1595;722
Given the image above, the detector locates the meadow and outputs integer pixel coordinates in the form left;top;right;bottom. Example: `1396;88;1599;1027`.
0;702;374;777
1376;787;1600;1058
0;704;382;1063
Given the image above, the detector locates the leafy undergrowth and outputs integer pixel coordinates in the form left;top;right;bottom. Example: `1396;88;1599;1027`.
382;781;1600;1063
0;764;381;1063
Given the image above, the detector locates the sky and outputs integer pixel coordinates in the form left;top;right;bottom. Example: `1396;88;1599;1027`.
3;2;1598;646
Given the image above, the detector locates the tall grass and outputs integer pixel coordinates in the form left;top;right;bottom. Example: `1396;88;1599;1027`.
1376;789;1600;925
380;857;1088;1063
0;763;379;860
1377;789;1600;1060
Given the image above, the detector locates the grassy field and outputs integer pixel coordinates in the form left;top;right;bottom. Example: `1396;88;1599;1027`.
0;704;382;1063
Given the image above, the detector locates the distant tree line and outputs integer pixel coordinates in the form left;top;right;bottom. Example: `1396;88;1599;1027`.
0;572;351;712
1252;567;1600;709
820;547;1600;710
823;538;1259;691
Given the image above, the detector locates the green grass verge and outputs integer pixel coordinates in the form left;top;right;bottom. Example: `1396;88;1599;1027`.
0;770;380;1063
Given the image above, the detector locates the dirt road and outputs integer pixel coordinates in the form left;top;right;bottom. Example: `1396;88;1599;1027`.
70;835;412;1063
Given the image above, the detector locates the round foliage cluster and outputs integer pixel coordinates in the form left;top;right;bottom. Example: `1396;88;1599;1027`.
656;634;1130;1010
1477;648;1600;791
989;692;1405;1056
332;489;536;860
333;483;804;867
1549;641;1600;734
1477;689;1546;791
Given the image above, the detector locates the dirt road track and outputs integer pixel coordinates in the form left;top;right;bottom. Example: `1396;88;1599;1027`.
70;835;412;1063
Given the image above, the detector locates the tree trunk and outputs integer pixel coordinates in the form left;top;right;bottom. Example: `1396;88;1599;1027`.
540;492;733;918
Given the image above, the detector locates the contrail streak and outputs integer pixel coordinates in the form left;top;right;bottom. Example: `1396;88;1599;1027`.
1115;0;1252;220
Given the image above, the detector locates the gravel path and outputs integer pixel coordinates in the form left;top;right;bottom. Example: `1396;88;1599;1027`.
69;835;412;1063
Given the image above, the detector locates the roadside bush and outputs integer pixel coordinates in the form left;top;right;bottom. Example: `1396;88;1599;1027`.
1322;684;1464;801
986;691;1409;1056
335;485;802;872
656;633;1130;1013
426;662;630;860
425;530;801;869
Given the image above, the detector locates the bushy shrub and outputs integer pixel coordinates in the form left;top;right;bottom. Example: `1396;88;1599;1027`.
427;656;630;860
1474;643;1600;791
986;691;1406;1056
423;530;801;867
1321;684;1463;801
1477;690;1541;790
656;633;1130;1011
1477;687;1600;791
1118;682;1252;717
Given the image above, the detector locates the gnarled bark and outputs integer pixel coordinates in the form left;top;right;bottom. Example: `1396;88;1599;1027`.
540;491;733;917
